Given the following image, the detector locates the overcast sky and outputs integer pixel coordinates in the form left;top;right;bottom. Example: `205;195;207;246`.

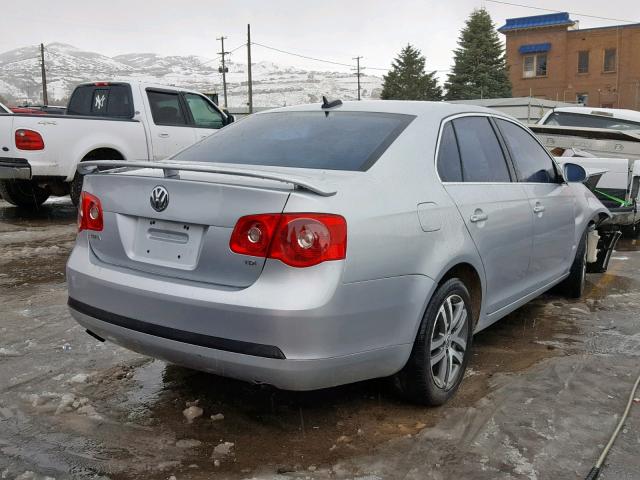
2;0;638;80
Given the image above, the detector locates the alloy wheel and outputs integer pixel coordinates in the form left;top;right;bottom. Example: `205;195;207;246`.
429;294;469;390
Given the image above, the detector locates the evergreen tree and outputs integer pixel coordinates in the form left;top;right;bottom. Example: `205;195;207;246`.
381;44;443;101
445;9;511;100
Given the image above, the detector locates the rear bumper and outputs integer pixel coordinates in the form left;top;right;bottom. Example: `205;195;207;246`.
66;236;433;390
69;304;412;391
0;157;31;180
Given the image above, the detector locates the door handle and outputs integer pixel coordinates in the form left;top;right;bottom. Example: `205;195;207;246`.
533;204;545;214
469;212;488;223
158;133;170;138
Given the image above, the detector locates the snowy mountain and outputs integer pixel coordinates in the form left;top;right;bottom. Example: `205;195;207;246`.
0;43;383;108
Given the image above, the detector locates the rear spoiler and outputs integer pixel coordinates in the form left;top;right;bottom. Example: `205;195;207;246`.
78;160;337;197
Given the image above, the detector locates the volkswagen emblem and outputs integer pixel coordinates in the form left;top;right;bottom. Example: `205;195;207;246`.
150;185;169;212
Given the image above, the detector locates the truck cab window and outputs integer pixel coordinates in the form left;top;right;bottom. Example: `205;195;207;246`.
147;91;188;126
184;94;225;129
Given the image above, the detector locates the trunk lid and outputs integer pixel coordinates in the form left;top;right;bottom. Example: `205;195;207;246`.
83;170;293;288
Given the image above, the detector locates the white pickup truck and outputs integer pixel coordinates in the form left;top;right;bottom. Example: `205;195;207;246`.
0;81;233;207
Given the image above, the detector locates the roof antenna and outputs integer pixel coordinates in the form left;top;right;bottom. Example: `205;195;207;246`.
321;96;343;109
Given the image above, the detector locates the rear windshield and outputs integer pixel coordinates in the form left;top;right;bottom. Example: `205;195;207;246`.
544;112;640;131
172;111;414;171
67;84;134;118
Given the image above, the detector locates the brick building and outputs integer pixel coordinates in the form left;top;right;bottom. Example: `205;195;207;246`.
499;12;640;110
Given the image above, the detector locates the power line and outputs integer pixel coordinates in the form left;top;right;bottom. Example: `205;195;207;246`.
249;42;450;74
252;42;354;68
227;43;247;54
485;0;639;24
199;43;246;67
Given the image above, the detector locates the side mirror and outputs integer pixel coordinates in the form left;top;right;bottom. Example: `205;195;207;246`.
223;109;234;125
563;162;587;183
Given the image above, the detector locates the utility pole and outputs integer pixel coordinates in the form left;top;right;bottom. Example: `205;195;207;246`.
40;43;48;106
247;24;253;114
353;56;363;100
217;36;229;108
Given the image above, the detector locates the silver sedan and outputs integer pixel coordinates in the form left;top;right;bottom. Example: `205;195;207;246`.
67;100;612;405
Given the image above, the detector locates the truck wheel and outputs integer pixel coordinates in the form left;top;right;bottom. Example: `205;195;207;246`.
0;180;50;208
559;229;588;298
70;172;83;206
395;278;473;406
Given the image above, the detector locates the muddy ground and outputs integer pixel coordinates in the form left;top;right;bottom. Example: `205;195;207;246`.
0;197;638;480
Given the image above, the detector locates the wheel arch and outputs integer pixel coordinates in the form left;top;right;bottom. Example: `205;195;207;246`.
436;262;483;330
81;147;125;162
64;146;127;181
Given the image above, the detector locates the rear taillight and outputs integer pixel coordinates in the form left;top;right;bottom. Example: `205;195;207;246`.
15;129;44;150
230;213;347;268
77;191;103;232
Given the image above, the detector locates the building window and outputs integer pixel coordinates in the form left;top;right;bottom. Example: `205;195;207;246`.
577;51;589;74
576;93;589;105
604;48;617;73
523;54;547;78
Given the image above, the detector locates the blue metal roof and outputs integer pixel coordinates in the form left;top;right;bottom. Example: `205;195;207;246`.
519;43;551;54
499;12;575;32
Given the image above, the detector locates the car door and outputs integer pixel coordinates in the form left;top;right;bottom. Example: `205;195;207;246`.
439;116;534;314
494;118;576;289
146;89;197;160
182;93;226;142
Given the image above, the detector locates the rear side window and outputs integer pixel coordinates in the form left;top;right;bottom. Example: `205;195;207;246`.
452;117;511;183
437;123;463;182
67;84;134;118
184;93;224;129
544;112;640;131
147;91;188;126
173;111;414;171
495;119;557;183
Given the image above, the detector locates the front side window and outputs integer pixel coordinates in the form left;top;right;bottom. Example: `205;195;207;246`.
147;91;188;126
496;119;557;183
452;117;511;183
436;123;463;182
523;54;547;78
604;48;617;73
184;93;225;129
173;111;414;171
578;51;589;74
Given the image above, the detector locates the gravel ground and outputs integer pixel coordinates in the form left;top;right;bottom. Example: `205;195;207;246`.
0;197;638;480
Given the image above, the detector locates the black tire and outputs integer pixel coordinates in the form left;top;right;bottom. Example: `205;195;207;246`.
559;228;588;298
396;278;474;406
69;172;83;207
0;180;50;208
